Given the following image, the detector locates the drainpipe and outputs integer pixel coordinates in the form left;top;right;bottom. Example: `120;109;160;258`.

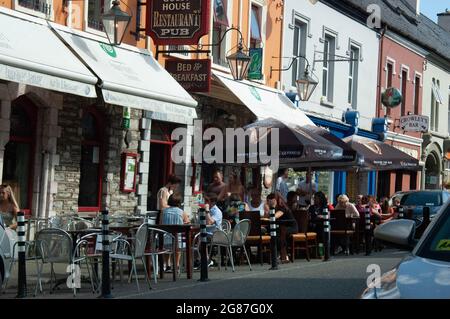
38;151;50;219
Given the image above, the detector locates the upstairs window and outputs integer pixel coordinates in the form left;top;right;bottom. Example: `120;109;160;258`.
250;5;262;48
212;0;229;67
386;62;394;116
16;0;53;17
87;0;111;32
292;21;307;87
400;69;408;116
348;46;360;109
322;34;336;102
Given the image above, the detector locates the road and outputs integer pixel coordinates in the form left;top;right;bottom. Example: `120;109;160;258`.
116;249;407;299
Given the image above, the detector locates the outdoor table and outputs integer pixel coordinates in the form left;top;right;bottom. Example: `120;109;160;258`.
148;224;200;280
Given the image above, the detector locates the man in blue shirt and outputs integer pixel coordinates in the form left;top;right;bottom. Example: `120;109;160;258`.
205;193;223;234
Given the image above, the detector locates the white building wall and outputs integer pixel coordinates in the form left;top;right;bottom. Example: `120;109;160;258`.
282;0;380;130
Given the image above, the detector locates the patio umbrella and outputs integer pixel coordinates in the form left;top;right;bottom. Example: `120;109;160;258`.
343;135;420;171
203;118;344;167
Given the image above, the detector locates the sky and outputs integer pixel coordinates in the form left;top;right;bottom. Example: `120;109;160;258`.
420;0;449;22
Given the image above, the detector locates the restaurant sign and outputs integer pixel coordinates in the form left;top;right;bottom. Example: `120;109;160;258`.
146;0;210;45
400;115;429;132
248;48;263;80
165;59;211;93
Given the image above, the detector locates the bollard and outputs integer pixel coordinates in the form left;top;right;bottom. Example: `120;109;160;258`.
100;210;112;298
198;208;209;282
16;212;27;298
269;207;278;270
365;207;372;256
398;206;404;219
322;208;330;261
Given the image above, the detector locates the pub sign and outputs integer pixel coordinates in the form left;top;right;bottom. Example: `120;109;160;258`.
165;59;211;93
146;0;210;45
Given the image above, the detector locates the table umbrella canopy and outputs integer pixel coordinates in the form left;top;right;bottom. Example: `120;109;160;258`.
343;135;420;171
203;118;344;167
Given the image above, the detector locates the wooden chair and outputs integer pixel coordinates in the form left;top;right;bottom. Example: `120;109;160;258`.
239;211;271;265
290;210;318;261
330;210;355;255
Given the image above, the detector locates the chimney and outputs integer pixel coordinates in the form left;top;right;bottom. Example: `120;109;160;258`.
438;9;450;33
404;0;421;16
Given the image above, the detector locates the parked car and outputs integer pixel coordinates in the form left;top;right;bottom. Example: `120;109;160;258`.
361;202;450;298
392;190;450;225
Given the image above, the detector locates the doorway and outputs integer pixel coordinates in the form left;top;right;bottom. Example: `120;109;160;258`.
147;142;173;211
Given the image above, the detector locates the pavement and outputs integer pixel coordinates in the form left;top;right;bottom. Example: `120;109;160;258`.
0;248;408;299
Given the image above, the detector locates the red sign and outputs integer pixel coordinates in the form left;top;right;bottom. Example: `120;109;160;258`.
165;59;211;93
146;0;210;45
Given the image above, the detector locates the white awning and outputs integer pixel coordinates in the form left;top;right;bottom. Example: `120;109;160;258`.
50;24;197;125
213;71;314;127
0;8;97;98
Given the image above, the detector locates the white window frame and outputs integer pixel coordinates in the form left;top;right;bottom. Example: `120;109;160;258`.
348;45;360;109
430;78;439;132
211;0;233;72
412;72;422;115
84;0;113;38
14;0;54;20
292;20;308;87
321;33;336;103
399;66;409;116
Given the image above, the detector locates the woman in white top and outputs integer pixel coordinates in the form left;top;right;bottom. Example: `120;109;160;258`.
246;188;267;217
157;175;182;211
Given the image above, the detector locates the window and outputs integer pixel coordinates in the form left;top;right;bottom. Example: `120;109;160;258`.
87;0;111;31
348;46;360;109
322;34;335;102
250;5;262;48
413;75;421;115
386;62;394;116
430;78;441;132
2;98;36;216
212;0;229;67
78;109;104;211
17;0;52;16
401;70;408;116
292;21;307;87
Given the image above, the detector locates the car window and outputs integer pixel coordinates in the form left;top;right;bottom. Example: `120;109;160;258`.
400;192;442;206
416;207;450;262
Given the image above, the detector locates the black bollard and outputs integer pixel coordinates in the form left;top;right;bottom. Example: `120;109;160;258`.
16;211;27;298
100;210;112;298
322;208;330;261
365;207;372;256
269;207;278;270
198;208;209;282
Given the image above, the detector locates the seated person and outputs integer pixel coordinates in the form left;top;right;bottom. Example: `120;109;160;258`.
266;193;298;262
334;194;360;218
246;188;267;218
204;193;223;235
224;193;249;224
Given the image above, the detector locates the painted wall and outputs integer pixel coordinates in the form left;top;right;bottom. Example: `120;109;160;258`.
281;0;379;131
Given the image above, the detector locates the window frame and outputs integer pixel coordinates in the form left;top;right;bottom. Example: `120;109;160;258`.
348;45;360;109
292;20;307;87
14;0;54;20
413;73;422;115
78;106;105;212
385;60;395;116
400;68;409;116
322;34;335;102
211;0;231;69
250;4;262;48
84;0;113;38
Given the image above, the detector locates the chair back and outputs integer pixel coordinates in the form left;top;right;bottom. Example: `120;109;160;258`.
67;218;94;231
231;219;250;246
35;228;72;264
133;224;148;258
292;210;309;233
221;219;232;233
239;211;261;237
330;210;350;231
147;227;177;253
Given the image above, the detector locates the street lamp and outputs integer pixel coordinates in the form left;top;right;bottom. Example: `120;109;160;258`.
226;40;252;81
270;56;318;101
296;66;318;101
102;0;132;46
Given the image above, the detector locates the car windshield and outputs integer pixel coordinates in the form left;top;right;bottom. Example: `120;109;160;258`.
416;207;450;262
400;192;442;206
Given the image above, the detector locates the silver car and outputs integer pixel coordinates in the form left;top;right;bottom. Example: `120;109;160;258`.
361;202;450;298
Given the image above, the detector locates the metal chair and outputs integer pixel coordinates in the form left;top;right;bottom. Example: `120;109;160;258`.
110;224;151;292
209;219;252;272
144;227;177;283
34;228;73;296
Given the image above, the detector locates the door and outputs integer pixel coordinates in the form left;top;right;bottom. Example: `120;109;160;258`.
147;142;173;211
